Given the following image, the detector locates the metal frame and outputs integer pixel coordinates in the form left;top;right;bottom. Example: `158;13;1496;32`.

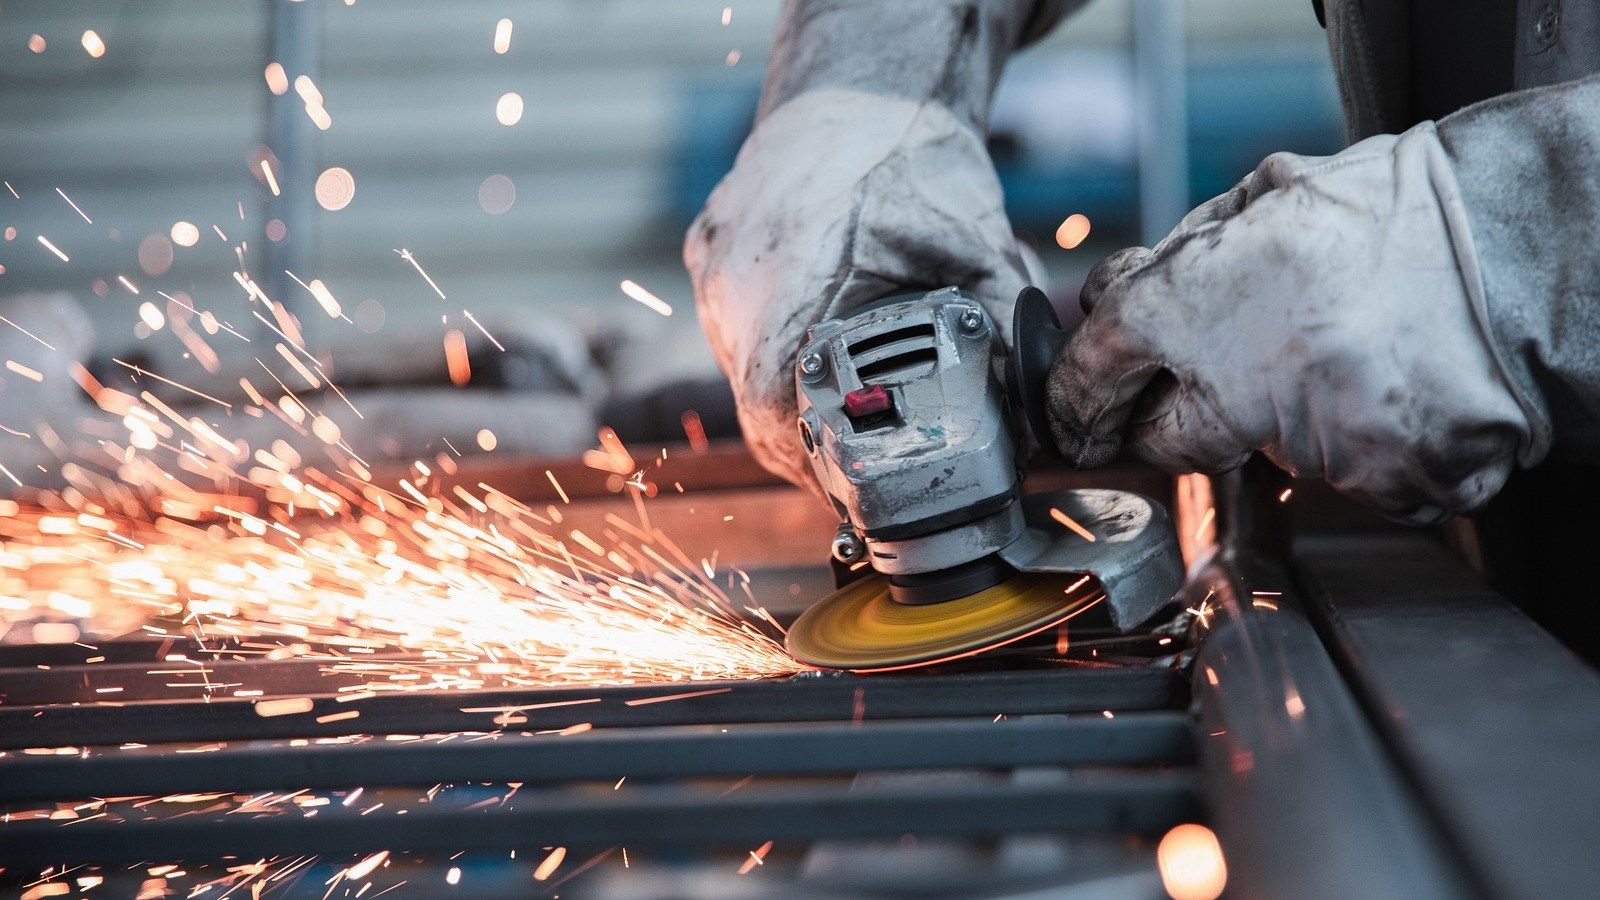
2;774;1203;866
0;667;1186;749
0;713;1195;802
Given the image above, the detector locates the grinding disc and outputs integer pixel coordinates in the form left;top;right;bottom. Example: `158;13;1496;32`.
786;571;1102;672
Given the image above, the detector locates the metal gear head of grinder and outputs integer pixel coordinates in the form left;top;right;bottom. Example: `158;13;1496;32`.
785;286;1185;671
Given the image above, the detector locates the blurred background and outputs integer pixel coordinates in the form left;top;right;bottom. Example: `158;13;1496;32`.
0;0;1342;462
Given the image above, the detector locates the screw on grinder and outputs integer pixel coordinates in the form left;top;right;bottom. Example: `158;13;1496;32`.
785;287;1184;671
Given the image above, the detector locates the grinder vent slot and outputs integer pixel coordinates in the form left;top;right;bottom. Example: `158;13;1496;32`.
847;323;935;357
856;347;937;382
848;323;938;384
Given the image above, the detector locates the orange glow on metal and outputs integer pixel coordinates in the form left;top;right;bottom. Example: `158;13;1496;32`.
1157;823;1227;900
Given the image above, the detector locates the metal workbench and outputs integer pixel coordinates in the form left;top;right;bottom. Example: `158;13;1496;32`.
0;453;1596;898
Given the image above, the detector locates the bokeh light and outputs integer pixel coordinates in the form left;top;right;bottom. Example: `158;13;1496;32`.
169;221;200;247
496;92;524;126
1055;213;1092;250
1157;824;1227;900
315;166;357;211
478;174;516;214
137;233;174;276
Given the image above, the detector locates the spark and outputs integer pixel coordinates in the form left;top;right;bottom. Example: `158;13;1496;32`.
295;75;332;130
1048;507;1097;542
495;92;524;126
344;850;389;881
722;6;733;25
444;329;471;386
260;159;281;196
493;18;513;54
1279;487;1293;502
254;697;314;717
546;470;570;504
112;358;234;409
532;847;566;881
171;221;200;247
620;279;672;316
623;686;732;706
80;30;105;58
6;360;44;382
395;248;447;300
0;420;801;700
264;61;289;94
55;188;92;224
463;309;504;351
737;840;773;875
1192;507;1216;543
36;235;69;262
0;314;57;350
1055;213;1091;250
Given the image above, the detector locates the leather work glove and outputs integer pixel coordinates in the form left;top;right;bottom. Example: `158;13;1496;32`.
1048;119;1557;524
686;0;1077;489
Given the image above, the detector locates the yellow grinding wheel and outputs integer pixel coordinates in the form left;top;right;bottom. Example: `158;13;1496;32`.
786;571;1103;672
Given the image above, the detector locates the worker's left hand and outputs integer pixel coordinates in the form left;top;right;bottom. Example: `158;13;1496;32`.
1044;122;1546;523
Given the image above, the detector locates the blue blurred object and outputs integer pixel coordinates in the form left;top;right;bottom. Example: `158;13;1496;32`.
672;49;1343;238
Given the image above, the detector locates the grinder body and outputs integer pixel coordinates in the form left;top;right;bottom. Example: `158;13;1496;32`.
786;287;1184;671
796;288;1024;594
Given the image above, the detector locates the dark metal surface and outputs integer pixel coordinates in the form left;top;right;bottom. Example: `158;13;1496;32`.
0;666;1187;749
1297;533;1600;900
0;713;1195;802
1188;463;1475;900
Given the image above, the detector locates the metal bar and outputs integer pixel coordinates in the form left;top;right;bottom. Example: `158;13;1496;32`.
1297;534;1600;900
1188;469;1476;900
0;667;1186;749
0;773;1203;866
1133;0;1190;245
259;0;320;320
0;713;1195;802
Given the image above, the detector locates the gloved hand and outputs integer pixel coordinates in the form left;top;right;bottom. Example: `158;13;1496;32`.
1046;121;1548;523
684;0;1075;489
686;90;1036;487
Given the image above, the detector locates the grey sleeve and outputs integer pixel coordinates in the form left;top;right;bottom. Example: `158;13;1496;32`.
1436;74;1600;461
757;0;1083;132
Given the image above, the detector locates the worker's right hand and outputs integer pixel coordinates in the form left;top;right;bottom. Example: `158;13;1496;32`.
685;89;1035;489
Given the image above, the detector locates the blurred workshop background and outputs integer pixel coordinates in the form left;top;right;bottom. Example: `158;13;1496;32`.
0;0;1341;460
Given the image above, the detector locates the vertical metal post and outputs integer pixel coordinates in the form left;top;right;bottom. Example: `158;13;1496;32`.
261;0;321;319
1133;0;1189;246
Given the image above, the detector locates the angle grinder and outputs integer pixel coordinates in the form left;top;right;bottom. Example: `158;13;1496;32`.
785;287;1184;671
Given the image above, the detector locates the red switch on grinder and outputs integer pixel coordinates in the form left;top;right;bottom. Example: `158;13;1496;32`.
843;384;892;417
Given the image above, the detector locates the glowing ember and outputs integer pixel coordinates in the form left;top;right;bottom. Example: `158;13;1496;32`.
495;92;524;126
1157;823;1228;900
80;29;106;59
1055;213;1092;250
169;221;200;247
619;279;672;316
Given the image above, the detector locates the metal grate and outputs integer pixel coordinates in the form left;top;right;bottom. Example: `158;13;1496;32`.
0;639;1199;896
